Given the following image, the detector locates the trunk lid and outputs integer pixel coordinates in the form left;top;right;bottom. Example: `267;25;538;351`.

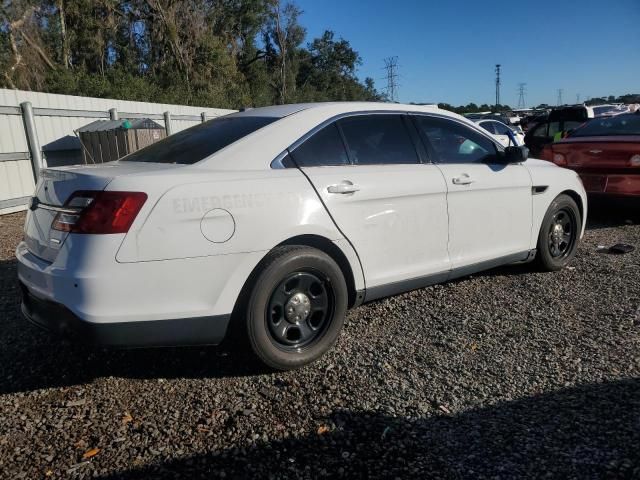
552;136;640;170
24;162;179;262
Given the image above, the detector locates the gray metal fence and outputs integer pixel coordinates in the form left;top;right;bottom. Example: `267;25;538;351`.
0;88;235;215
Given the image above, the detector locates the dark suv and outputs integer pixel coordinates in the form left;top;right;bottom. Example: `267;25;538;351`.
524;106;593;157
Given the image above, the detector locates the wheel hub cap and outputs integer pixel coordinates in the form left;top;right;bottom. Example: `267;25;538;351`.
285;292;311;323
552;223;563;245
267;271;334;350
548;208;576;258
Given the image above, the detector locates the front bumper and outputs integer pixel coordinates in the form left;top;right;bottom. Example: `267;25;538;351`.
21;282;231;347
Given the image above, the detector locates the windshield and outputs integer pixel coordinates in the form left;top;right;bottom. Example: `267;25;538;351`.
570;114;640;137
122;116;278;164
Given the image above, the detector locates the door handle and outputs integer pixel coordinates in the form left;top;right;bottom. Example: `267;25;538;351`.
452;174;475;186
327;181;360;194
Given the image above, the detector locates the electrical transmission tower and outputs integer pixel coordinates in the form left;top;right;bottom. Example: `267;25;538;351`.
495;64;501;106
557;89;564;106
517;83;527;109
383;57;400;103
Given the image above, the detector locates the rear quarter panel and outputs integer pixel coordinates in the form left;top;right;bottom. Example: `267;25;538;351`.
112;169;344;262
108;167;366;315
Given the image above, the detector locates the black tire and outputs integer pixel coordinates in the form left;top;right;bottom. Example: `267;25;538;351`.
243;246;348;370
535;194;581;271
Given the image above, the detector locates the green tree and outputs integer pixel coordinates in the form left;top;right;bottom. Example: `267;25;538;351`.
0;0;383;107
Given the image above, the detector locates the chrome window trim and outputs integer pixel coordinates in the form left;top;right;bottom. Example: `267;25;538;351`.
271;109;505;169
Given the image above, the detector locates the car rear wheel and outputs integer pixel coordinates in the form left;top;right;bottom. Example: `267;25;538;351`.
244;246;348;370
535;194;581;271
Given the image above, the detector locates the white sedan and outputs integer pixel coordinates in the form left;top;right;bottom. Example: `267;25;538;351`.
17;102;587;370
475;119;526;147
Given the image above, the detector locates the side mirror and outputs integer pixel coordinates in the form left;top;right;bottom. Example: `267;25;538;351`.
503;145;529;163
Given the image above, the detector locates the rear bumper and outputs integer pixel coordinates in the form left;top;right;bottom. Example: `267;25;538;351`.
579;173;640;197
16;237;261;325
20;282;231;347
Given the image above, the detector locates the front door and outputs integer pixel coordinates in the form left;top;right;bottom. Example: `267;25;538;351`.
412;114;532;269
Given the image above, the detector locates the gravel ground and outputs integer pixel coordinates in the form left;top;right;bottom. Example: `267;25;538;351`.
0;200;639;479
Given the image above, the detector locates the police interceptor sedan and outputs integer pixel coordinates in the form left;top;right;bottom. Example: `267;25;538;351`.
17;102;587;370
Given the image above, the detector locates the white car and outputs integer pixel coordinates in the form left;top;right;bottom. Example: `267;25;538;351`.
17;102;587;370
475;119;525;147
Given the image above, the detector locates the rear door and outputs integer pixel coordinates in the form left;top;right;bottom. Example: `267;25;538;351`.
412;114;532;268
292;114;450;289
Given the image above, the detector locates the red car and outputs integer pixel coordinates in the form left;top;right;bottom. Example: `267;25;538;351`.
546;113;640;197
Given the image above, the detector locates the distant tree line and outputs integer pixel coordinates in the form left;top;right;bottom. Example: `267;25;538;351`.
0;0;383;108
436;103;511;114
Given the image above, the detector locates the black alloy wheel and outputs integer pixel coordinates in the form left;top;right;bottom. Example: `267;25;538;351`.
547;207;577;259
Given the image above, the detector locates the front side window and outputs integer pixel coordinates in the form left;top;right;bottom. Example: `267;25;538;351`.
290;123;349;167
414;116;497;164
122;115;278;164
338;115;419;165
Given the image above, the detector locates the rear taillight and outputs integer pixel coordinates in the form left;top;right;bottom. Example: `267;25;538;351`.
52;191;147;234
630;154;640;167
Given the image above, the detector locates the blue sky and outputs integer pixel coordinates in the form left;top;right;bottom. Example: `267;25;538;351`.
294;0;640;107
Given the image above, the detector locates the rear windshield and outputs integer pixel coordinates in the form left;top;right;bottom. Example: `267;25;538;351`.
122;116;278;164
570;114;640;137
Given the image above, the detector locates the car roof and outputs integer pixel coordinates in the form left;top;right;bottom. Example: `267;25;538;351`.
199;102;493;170
228;102;442;119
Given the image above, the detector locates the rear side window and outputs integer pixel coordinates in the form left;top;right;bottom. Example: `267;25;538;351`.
414;116;497;164
122;116;277;164
290;123;349;167
531;123;548;138
339;115;419;165
547;121;561;138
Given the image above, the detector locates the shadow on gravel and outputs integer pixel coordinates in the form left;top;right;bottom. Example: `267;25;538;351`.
586;197;640;230
97;378;640;479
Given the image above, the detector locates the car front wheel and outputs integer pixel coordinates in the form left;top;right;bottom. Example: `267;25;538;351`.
244;246;348;370
535;194;581;271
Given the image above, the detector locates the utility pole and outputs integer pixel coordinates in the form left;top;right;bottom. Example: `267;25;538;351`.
517;83;527;109
383;57;400;103
495;64;501;107
557;89;564;106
